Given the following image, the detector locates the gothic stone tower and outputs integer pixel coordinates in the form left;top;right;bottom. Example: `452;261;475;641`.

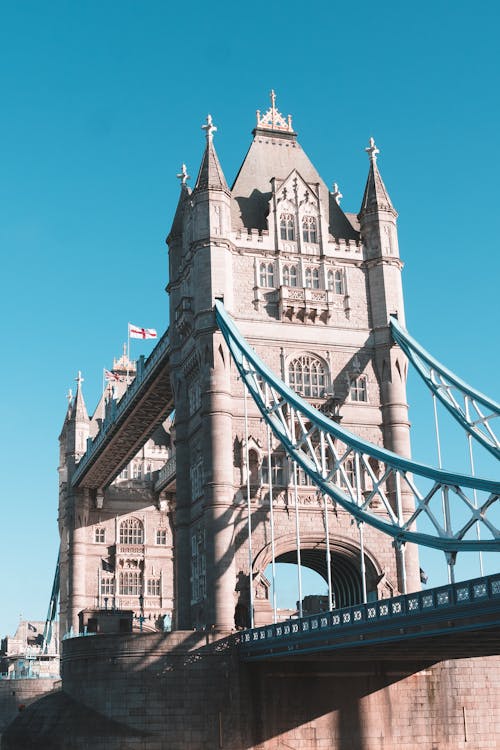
166;93;420;633
58;356;175;637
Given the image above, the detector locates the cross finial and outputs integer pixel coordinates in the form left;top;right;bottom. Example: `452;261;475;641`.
270;89;276;109
176;163;190;185
202;114;217;142
365;136;380;162
66;388;73;404
332;183;343;205
75;371;84;389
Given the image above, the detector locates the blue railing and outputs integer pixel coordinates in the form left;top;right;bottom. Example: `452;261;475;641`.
72;328;170;485
239;573;500;655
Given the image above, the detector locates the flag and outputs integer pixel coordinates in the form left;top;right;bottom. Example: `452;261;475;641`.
420;568;428;584
129;323;157;340
27;623;37;632
104;369;122;383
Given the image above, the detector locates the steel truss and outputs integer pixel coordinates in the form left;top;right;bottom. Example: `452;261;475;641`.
390;316;500;460
215;302;500;555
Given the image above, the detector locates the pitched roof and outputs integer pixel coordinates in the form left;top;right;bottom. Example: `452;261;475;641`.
230;130;359;240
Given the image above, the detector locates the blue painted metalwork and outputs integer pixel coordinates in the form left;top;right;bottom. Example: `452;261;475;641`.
71;328;170;487
42;551;60;654
390;316;500;459
239;573;500;660
215;301;500;553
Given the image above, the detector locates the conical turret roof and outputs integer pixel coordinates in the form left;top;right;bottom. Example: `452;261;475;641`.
194;115;229;192
359;138;396;217
70;372;89;423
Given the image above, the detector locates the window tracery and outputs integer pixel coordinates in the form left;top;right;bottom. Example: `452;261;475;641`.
282;265;298;287
349;375;368;402
119;517;144;545
305;267;320;289
280;213;295;241
259;262;275;287
288;355;327;398
302;215;318;243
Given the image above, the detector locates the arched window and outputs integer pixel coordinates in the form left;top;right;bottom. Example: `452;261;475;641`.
349;375;367;402
282;265;298;287
305;267;320;289
259;262;275;287
327;269;344;294
280;213;295;241
119;570;142;596
302;215;318;243
119;517;144;545
288;355;327;398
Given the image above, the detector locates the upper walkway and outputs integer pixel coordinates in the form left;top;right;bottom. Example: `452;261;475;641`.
239;573;500;662
71;330;173;490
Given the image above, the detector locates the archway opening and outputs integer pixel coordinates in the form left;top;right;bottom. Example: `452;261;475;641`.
264;546;376;618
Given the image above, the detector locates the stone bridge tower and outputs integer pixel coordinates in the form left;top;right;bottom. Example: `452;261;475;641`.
166;93;420;633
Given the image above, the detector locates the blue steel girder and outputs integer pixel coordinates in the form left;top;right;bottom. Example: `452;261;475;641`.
215;302;500;554
390;316;500;460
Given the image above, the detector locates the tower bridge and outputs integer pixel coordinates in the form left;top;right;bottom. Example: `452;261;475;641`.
4;92;500;750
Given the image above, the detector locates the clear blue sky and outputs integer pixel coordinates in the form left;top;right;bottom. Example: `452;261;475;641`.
1;1;498;637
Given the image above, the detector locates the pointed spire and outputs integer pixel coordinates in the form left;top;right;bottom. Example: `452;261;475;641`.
359;137;396;217
194;115;229;192
71;371;89;423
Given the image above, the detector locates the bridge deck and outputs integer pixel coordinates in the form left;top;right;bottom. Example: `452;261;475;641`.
71;330;173;490
239;574;500;662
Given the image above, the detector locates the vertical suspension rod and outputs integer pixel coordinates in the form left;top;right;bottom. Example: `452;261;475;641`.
432;391;453;584
465;397;484;577
243;380;254;628
320;431;333;611
395;471;407;594
291;407;303;618
354;452;367;603
265;385;277;624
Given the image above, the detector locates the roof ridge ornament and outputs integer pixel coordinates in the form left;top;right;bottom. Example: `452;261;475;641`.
202;114;217;142
365;136;380;163
256;89;294;132
331;183;343;205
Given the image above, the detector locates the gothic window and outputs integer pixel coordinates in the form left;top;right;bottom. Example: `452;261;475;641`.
282;265;298;287
156;529;167;546
296;465;311;486
327;269;344;294
288;355;327;398
119;570;142;596
305;267;320;289
259;262;275;287
132;462;142;480
100;576;114;596
262;453;285;486
302;215;318;243
190;459;204;499
119;465;129;480
248;449;259;485
349;375;368;402
343;459;356;490
119;518;144;545
280;213;295;241
94;527;105;544
147;578;161;597
188;380;201;415
191;530;206;603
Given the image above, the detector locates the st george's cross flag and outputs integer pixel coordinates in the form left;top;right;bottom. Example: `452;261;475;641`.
104;369;122;383
128;323;158;340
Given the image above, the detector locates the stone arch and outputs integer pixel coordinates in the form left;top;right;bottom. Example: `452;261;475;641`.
252;532;382;609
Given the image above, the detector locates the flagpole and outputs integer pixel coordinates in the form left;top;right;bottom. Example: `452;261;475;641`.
127;323;131;385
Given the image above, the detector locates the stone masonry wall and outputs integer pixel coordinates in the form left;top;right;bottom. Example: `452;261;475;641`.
4;632;498;750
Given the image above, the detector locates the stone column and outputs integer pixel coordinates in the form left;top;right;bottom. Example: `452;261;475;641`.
202;333;236;632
